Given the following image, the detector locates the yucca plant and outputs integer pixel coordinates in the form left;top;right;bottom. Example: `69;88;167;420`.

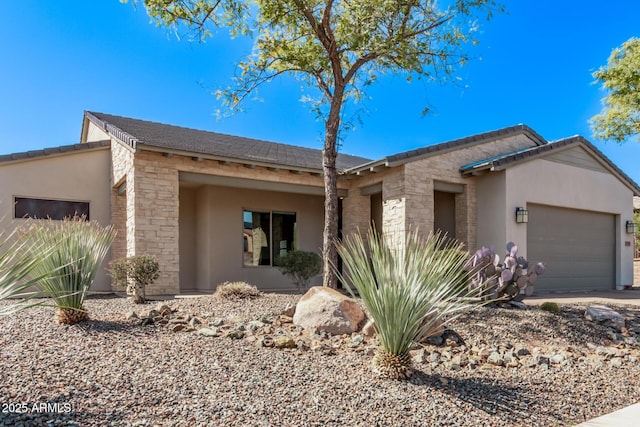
336;228;485;380
0;222;59;316
25;217;115;325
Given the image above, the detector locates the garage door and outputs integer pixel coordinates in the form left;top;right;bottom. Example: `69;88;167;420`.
527;204;615;291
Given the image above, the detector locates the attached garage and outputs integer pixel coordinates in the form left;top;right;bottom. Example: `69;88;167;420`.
527;204;616;291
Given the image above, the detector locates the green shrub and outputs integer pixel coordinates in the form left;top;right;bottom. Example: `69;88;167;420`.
26;217;115;324
215;281;261;299
109;255;160;304
336;228;485;380
274;250;322;293
540;301;560;313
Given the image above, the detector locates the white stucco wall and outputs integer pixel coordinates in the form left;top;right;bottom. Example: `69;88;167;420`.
179;184;325;293
0;148;112;291
504;158;634;289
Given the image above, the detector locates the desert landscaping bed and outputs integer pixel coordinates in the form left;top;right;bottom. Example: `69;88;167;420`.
1;293;639;427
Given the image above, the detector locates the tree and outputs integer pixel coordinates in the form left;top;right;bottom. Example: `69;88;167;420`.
127;0;503;288
591;37;640;143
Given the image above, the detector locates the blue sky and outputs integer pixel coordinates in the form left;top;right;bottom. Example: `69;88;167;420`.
1;1;639;184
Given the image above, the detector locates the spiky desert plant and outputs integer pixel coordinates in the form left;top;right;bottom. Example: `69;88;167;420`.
336;228;485;380
26;217;115;324
0;221;60;316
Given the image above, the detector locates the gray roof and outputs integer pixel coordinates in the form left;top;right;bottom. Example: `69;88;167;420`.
85;111;371;172
0;140;110;164
460;135;640;196
346;124;547;174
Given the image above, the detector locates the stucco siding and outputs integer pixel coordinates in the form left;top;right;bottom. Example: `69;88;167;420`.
0;148;112;291
505;158;634;289
183;184;324;293
476;171;507;250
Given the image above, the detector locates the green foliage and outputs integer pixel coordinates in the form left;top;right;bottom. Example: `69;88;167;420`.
274;250;322;292
25;217;115;323
109;255;160;304
336;228;484;379
215;281;262;299
124;0;503;288
0;221;61;316
591;37;640;143
539;301;560;313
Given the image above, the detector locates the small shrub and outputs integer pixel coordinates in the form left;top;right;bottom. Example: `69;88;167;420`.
109;255;160;304
215;281;261;299
274;250;322;293
540;301;560;313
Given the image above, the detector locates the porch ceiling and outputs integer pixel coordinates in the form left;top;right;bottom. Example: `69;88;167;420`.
179;171;348;197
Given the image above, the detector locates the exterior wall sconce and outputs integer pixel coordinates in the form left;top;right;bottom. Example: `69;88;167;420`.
626;220;637;234
515;207;529;224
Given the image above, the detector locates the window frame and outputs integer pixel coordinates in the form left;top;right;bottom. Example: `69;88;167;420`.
13;196;91;221
242;209;296;268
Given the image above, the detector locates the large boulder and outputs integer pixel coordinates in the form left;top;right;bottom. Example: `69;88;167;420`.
293;286;365;335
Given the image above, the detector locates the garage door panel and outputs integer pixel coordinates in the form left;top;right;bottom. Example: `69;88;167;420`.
527;204;615;291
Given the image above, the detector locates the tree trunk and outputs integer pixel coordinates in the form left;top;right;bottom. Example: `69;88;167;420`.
321;87;344;289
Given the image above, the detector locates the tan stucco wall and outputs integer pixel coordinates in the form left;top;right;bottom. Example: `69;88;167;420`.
180;184;324;293
0;148;112;291
504;158;635;289
635;259;640;286
476;170;507;249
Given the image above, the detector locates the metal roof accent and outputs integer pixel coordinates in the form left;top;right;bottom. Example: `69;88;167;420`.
460;136;640;196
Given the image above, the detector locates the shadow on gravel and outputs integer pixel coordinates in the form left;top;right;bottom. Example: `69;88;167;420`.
74;319;154;336
409;371;563;425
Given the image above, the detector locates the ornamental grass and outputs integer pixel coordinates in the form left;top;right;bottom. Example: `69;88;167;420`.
336;228;486;380
25;217;115;324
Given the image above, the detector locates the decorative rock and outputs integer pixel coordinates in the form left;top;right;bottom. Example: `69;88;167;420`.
293;287;365;335
410;349;426;364
550;354;565;365
226;330;245;340
487;352;503;366
610;357;623;368
282;303;296;317
189;317;202;328
274;336;296;349
428;351;441;363
279;315;294;324
515;347;531;357
157;304;172;317
508;301;527;310
171;324;186;332
427;336;444;346
585;305;625;331
210;318;225;327
126;311;138;320
197;327;220;337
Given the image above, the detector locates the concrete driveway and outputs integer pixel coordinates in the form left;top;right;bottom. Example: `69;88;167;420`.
526;289;640;307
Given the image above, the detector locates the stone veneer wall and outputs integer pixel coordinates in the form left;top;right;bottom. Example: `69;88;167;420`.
111;143;334;295
345;133;538;250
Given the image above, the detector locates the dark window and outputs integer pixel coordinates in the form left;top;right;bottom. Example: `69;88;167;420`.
243;210;296;267
14;197;90;220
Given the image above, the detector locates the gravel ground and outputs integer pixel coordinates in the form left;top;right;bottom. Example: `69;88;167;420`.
1;293;639;427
